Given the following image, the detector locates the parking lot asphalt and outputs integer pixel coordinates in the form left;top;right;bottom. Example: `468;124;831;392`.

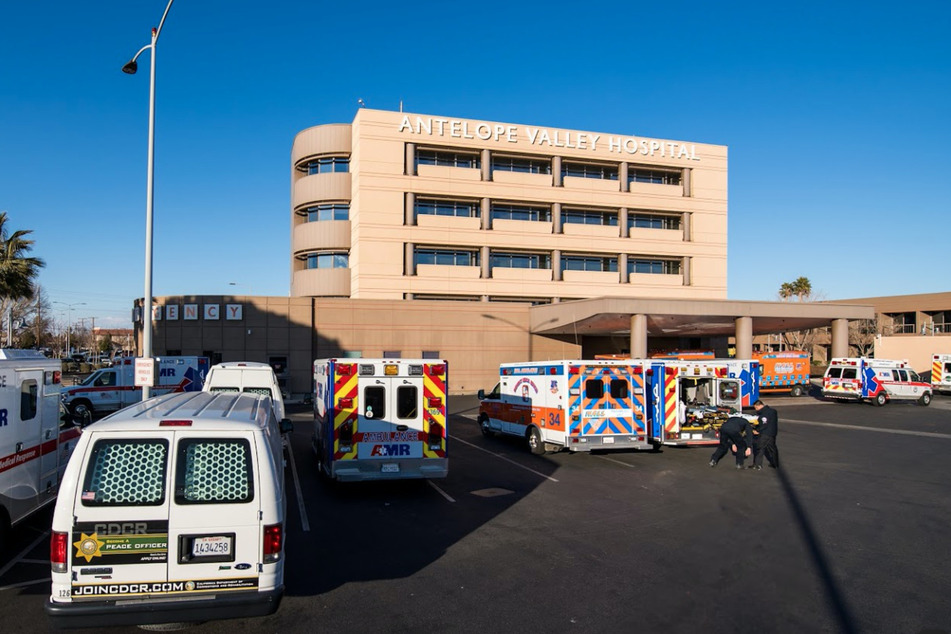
2;393;951;633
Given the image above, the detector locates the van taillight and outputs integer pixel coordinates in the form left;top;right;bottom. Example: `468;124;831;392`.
338;421;354;449
428;422;444;450
263;524;283;562
51;531;68;572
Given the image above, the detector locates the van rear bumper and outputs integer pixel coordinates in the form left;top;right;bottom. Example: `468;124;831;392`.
45;585;283;629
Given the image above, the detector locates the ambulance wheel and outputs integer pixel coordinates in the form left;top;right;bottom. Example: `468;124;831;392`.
479;415;494;437
919;393;932;406
527;427;545;455
790;384;804;397
70;400;93;420
873;392;887;407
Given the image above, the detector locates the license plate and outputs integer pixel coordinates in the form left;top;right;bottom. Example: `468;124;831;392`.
192;536;232;557
602;437;615;444
381;463;400;473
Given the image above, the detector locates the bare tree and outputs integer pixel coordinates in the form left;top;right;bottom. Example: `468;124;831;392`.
849;318;879;357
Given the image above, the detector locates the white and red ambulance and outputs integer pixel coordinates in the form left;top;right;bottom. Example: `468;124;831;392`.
0;349;81;550
312;358;448;481
477;360;653;454
823;357;932;406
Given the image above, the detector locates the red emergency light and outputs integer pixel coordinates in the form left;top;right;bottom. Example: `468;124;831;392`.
429;364;446;375
338;397;353;409
159;420;193;427
337;364;354;376
569;366;580;374
427;397;442;408
428;422;444;450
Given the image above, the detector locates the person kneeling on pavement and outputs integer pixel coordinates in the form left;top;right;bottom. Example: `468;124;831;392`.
710;414;754;469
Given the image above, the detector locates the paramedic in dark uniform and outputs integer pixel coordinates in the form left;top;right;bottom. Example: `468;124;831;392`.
709;414;754;469
750;399;780;469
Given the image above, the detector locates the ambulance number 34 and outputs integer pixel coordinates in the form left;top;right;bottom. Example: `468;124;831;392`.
546;412;561;428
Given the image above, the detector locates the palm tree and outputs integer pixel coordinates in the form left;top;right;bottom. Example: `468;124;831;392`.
0;211;45;300
779;276;812;302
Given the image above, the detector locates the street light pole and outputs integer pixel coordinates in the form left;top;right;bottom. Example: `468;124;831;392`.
123;0;175;400
53;302;86;358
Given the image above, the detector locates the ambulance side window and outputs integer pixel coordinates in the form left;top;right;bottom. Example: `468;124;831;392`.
364;386;386;419
897;369;909;382
585;380;604;399
841;368;857;380
21;380;38;421
82;439;169;506
610;379;628;399
396;386;418;419
945;363;951;374
175;439;254;505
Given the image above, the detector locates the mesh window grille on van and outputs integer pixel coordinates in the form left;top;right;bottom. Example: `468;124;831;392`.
209;386;240;393
83;440;169;506
243;387;272;397
176;439;254;505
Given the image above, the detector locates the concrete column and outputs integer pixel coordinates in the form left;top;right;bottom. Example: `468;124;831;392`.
481;149;492;182
404;242;415;276
405;143;416;176
552;250;562;282
553;156;563;187
831;319;849;359
619;253;629;283
553;203;562;234
619;162;629;193
683;212;692;241
735;316;753;360
404;192;416;226
619;207;629;238
630;314;647;359
481;246;490;279
683;257;691;286
682;168;692;197
481;198;492;230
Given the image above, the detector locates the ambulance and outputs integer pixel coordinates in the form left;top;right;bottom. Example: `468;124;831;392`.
649;358;760;446
62;356;209;419
822;357;932;406
753;350;812;397
932;354;951;394
312;358;448;481
0;349;81;550
477;360;653;454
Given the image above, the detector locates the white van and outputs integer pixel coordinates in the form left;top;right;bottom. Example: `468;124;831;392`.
45;391;291;629
203;362;286;421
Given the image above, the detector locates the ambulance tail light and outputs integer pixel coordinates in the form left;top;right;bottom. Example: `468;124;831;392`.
427;397;442;409
338;397;354;409
51;531;68;573
263;524;283;563
337;364;354;376
428;422;444;450
430;364;446;376
338;421;354;450
53;371;62;385
569;366;580;374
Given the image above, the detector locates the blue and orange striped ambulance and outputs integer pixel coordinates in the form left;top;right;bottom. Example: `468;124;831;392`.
312;358;448;481
477;360;652;454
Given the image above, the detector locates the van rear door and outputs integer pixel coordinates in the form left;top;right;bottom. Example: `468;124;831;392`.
166;431;262;596
69;432;171;598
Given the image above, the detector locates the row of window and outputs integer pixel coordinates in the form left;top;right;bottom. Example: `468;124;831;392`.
413;198;682;230
414;149;682;185
413;248;681;274
299;156;350;175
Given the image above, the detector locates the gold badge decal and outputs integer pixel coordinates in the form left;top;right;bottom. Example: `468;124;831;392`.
73;533;104;563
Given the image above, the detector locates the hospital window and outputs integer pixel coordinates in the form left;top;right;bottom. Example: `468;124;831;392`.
492;155;552;174
628;258;681;275
301;156;349;174
563;208;618;226
490;251;551;270
628;166;682;186
562;161;618;181
414;247;479;267
303;203;349;222
562;255;618;272
305;252;349;269
416;149;481;169
491;203;552;222
415;198;479;218
629;213;681;231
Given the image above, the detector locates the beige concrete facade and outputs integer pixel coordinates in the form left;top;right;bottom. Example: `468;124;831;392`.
291;109;727;302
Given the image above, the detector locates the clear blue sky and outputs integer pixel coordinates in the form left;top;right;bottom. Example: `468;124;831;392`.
2;0;949;329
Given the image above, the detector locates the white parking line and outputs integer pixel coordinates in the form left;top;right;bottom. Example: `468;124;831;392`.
0;531;49;580
595;455;638;468
450;435;559;483
784;418;951;439
286;443;310;532
0;578;49;592
427;480;456;503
